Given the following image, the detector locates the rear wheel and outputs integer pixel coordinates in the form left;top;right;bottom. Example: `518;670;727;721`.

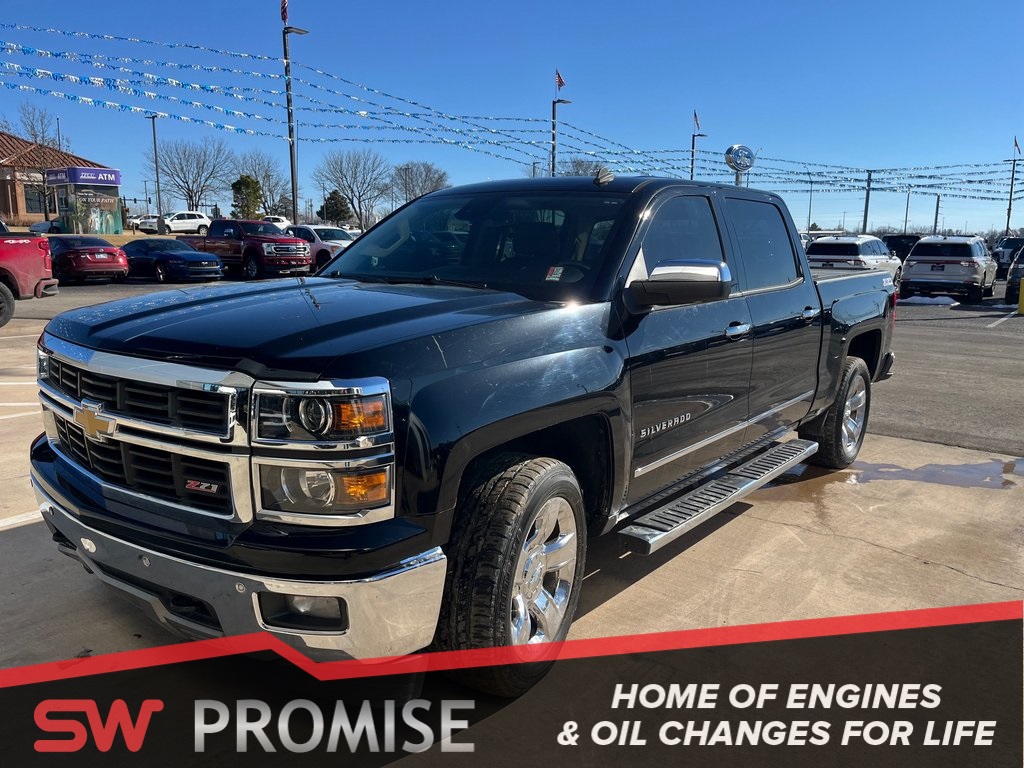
197;225;209;236
966;285;984;304
0;283;14;328
154;263;168;283
436;455;587;697
800;356;871;469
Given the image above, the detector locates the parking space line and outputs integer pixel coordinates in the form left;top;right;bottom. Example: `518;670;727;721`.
0;335;43;341
0;411;39;420
986;311;1018;329
0;510;42;531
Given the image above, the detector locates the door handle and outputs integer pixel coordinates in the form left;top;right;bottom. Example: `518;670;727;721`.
801;306;821;320
724;322;752;340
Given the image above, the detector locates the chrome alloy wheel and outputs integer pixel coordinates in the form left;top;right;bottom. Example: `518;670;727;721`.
509;496;578;645
842;376;868;454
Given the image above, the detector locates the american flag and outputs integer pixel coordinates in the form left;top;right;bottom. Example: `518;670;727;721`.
281;0;288;23
1016;136;1021;156
694;110;701;132
555;69;565;90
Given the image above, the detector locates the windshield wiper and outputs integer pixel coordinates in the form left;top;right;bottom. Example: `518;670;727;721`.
391;275;489;290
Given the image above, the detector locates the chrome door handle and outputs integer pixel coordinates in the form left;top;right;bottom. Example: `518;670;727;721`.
801;306;821;320
724;322;752;339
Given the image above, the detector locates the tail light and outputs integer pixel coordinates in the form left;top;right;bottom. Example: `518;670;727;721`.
959;260;975;268
36;238;52;272
115;248;127;263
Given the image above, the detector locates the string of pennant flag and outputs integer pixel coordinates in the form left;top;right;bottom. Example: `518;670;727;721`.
1;23;1020;203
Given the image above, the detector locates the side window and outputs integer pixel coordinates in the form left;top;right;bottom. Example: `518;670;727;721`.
724;198;800;290
639;196;724;275
209;220;226;238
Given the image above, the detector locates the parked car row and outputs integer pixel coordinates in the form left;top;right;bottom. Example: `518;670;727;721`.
45;236;220;285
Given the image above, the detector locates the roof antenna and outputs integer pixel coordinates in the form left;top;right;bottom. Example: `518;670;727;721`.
594;167;615;186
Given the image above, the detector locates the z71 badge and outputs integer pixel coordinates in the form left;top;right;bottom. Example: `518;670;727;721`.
185;480;220;494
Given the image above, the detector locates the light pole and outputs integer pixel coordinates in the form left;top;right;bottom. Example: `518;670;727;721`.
283;24;308;225
690;131;706;181
903;188;911;234
146;114;165;234
1005;156;1018;235
550;98;571;176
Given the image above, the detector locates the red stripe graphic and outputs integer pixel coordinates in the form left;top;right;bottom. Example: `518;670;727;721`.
0;601;1018;689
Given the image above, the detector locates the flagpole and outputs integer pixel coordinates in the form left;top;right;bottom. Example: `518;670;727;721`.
1007;138;1020;235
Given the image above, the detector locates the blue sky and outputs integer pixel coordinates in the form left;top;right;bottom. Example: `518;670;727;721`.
1;0;1021;233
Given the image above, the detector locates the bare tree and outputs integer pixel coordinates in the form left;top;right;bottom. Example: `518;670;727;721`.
391;161;450;206
558;156;605;176
313;148;392;230
236;149;289;216
146;138;235;211
0;102;67;222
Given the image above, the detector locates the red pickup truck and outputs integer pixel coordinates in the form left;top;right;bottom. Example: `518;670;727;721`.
178;219;311;279
0;222;58;328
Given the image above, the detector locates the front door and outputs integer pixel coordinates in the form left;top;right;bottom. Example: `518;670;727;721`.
624;192;753;505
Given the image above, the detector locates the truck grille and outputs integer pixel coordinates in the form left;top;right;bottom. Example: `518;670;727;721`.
47;357;230;435
54;414;233;515
272;244;307;255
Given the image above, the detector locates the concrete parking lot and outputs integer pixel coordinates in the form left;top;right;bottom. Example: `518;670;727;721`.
0;279;1021;666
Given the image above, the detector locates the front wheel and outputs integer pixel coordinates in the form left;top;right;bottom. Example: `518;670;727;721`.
243;256;261;280
154;263;168;283
800;356;871;469
436;455;587;697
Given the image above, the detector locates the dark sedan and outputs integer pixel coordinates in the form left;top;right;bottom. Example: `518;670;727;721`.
48;236;128;283
123;238;223;282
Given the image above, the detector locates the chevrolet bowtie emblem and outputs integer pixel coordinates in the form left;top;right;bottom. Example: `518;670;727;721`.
73;400;115;442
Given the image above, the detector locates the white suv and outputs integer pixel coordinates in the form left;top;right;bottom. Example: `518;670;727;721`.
901;236;998;303
804;235;903;283
140;211;211;235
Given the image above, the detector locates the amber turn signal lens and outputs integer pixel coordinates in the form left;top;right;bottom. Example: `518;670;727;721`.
338;470;389;506
332;396;388;435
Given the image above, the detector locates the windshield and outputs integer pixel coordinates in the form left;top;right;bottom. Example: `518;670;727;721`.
315;228;353;241
320;191;629;301
806;242;858;257
996;238;1024;250
239;221;287;236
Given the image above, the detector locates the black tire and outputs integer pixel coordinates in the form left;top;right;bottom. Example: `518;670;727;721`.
436;454;587;697
0;282;14;328
966;285;983;304
1007;289;1019;306
154;263;168;283
983;275;994;298
243;255;261;280
900;287;914;299
197;225;209;236
316;250;331;269
111;273;127;283
799;356;871;469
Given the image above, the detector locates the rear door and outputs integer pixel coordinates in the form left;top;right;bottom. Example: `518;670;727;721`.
721;194;820;441
624;191;753;504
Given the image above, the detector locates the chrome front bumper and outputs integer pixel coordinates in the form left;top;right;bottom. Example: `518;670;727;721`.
34;480;447;660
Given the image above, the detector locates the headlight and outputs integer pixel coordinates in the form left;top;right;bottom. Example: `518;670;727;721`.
255;390;390;442
263;243;276;255
258;463;391;516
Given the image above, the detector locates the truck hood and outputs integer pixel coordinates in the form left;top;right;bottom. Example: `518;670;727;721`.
43;277;555;379
245;235;306;244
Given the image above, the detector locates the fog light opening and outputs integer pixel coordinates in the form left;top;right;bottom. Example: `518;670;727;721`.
258;592;350;632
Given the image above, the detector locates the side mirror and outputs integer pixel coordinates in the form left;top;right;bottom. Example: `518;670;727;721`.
627;259;732;307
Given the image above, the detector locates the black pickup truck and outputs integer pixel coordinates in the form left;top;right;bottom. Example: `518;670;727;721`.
30;176;895;696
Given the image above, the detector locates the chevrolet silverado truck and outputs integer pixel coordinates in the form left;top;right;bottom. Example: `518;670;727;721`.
178;219;311;279
0;224;58;327
31;176;895;696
